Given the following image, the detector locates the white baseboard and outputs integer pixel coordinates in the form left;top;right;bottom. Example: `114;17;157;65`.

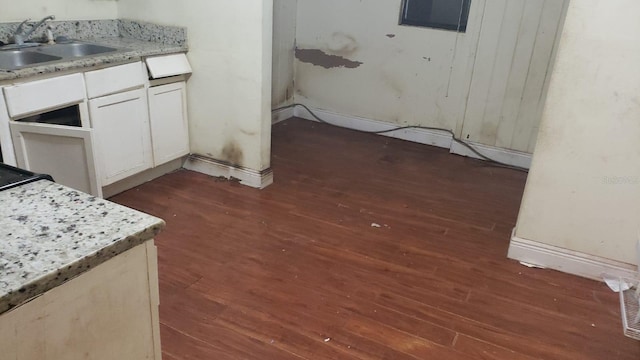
184;154;273;189
292;105;531;169
294;106;453;149
103;157;185;198
450;141;531;169
272;106;294;125
508;231;637;281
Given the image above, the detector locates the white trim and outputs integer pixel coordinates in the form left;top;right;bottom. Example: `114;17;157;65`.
102;157;185;198
508;231;637;281
184;155;273;189
272;106;295;125
450;141;532;169
293;106;531;169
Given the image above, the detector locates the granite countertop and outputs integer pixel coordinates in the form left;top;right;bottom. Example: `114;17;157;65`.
0;19;188;81
0;180;165;314
0;37;187;81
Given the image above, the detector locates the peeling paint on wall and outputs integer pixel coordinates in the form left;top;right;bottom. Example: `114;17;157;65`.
295;48;362;69
386;34;396;38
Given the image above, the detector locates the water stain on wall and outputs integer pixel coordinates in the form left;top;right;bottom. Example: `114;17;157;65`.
380;71;404;99
328;32;358;55
295;48;363;69
221;141;244;166
272;67;295;107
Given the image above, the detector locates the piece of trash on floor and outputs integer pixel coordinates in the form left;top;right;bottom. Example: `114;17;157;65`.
371;223;381;228
324;337;331;342
519;261;545;269
602;274;631;292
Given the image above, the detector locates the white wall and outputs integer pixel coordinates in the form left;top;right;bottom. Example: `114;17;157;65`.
514;0;640;265
0;0;118;21
272;0;297;108
293;0;566;153
118;0;273;171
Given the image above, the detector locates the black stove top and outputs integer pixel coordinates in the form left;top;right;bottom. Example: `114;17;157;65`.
0;163;54;191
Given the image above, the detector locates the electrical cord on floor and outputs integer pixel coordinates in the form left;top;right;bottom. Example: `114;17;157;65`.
272;103;529;172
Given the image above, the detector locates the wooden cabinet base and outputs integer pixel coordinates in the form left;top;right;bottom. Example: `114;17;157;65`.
0;241;161;360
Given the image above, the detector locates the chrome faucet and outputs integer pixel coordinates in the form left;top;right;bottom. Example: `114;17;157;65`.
14;15;55;46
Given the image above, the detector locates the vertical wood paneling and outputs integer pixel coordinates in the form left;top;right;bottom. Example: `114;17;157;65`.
448;0;487;138
461;0;567;153
496;0;546;149
477;0;526;144
516;0;567;153
461;0;509;141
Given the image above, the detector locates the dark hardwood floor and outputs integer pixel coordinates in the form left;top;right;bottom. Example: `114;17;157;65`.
111;118;639;359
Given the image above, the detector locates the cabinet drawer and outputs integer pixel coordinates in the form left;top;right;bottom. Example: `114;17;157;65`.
146;53;192;79
3;73;85;119
84;62;145;99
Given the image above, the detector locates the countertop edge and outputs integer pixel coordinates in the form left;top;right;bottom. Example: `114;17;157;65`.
0;219;164;315
0;180;167;315
0;38;188;82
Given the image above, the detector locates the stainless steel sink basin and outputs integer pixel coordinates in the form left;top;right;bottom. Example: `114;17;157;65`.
0;50;62;70
36;43;118;58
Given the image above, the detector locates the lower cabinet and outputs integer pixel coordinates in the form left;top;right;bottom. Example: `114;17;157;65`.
2;57;191;197
89;88;153;186
10;121;102;196
148;82;190;167
0;241;161;360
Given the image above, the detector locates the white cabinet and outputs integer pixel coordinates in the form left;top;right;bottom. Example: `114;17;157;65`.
0;90;16;166
1;55;191;196
10;121;101;196
0;241;161;360
3;73;100;196
148;82;189;166
89;88;153;186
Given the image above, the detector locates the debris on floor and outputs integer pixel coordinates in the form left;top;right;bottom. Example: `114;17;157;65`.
324;337;331;342
371;223;381;228
603;274;631;292
519;261;545;269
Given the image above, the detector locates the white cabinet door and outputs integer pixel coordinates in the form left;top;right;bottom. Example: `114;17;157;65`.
0;89;16;166
148;82;190;166
10;121;102;197
89;88;153;186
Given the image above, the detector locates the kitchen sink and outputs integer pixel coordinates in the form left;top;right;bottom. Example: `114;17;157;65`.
36;43;119;58
0;50;62;70
0;41;126;70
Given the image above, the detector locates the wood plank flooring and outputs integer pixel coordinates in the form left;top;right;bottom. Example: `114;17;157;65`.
111;118;640;359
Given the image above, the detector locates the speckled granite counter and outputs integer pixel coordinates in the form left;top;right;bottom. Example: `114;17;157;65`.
0;19;188;81
0;37;186;81
0;180;165;314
